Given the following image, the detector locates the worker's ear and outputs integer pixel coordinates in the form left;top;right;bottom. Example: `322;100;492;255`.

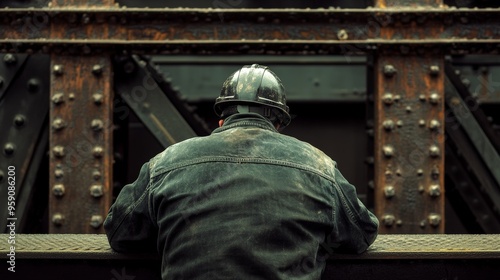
219;119;224;127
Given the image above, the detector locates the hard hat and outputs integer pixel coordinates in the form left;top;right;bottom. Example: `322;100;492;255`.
214;64;291;127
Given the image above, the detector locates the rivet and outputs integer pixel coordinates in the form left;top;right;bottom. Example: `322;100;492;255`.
90;184;104;198
384;186;395;198
92;93;104;105
405;106;412;113
54;169;64;179
418;119;426;127
368;180;374;189
91;119;104;131
383;145;394;158
382;93;394;105
53;64;64;75
420;220;426;228
395;169;402;176
385;169;392;179
382;214;395;227
3;143;15;156
418;185;425;193
27;78;40;92
52;118;66;131
382;119;395;131
68;93;75;100
429;65;440;76
52;184;65;197
0;170;4;182
428;214;441;227
429;119;440;130
417;169;424;176
418;94;426;101
337;29;348;40
396;219;403;227
93;146;104;158
428;184;441;197
3;53;17;65
0;76;4;88
52;92;65;105
90;215;103;228
429;145;440;158
52;213;64;226
13;114;26;127
431;165;440;179
92;64;103;76
429;92;440;104
383;65;397;77
396;120;404;127
394;95;401;102
92;170;101;180
53;145;65;158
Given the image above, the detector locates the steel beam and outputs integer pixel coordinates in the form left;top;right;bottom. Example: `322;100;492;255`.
374;0;445;233
48;0;114;233
0;8;500;54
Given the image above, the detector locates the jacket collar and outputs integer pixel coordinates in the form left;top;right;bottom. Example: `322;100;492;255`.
212;113;278;134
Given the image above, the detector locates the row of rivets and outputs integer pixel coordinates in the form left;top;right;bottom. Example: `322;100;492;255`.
51;63;106;230
380;63;443;229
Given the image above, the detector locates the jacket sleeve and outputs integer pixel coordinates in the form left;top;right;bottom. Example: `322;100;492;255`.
326;168;379;254
104;162;157;253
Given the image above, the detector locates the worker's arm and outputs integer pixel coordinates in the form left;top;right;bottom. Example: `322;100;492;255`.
104;162;157;253
325;168;379;254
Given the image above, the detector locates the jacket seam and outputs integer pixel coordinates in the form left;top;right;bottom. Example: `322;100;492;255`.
151;156;335;182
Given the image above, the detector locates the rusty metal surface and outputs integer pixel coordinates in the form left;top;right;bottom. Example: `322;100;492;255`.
1;234;500;260
1;8;500;54
49;55;113;233
373;0;445;234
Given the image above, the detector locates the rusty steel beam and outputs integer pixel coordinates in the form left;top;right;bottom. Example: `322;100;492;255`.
0;8;500;54
49;0;113;234
374;0;445;234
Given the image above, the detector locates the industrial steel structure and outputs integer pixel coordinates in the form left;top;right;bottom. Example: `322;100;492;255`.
1;0;500;278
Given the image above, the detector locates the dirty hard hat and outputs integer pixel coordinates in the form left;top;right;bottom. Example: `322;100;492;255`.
214;64;291;128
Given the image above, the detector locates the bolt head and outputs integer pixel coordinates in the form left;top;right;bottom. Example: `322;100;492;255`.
382;93;394;105
52;93;65;105
54;169;64;179
429;145;440;158
383;65;397;77
90;215;103;228
92;93;104;105
382;214;396;227
383;145;394;158
428;214;441;227
53;65;64;75
429;119;440;130
13;115;26;127
53;145;65;158
90;184;104;198
52;118;66;131
382;119;395;131
91;119;104;131
3;53;17;65
337;29;348;40
429;92;440;104
92;64;103;76
3;143;15;156
428;184;441;197
52;184;65;197
92;170;101;180
52;213;64;226
384;186;395;198
27;79;40;92
93;146;104;158
429;65;440;76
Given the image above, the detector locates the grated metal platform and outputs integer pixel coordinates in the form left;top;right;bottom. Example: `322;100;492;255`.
1;234;500;279
1;234;500;259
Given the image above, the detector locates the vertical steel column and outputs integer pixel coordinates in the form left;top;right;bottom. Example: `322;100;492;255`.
49;0;114;233
374;0;445;233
